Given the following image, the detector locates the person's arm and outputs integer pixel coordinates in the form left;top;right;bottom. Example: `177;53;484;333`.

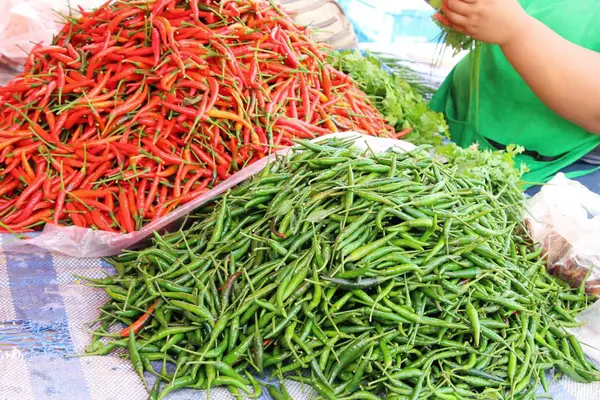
436;0;600;135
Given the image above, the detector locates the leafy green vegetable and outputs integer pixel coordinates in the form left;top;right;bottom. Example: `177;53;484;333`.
363;51;437;99
328;50;449;146
329;50;526;190
435;23;475;55
435;142;529;190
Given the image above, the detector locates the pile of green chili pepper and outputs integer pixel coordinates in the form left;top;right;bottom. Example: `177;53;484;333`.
86;137;599;399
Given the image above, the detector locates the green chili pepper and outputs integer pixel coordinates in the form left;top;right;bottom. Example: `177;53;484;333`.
89;138;598;400
465;300;480;348
128;331;146;387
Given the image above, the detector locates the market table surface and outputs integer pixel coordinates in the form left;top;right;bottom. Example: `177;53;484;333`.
0;234;599;399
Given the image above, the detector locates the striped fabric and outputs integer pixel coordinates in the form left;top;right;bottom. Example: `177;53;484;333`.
281;0;359;49
0;234;308;399
581;146;600;164
0;233;599;399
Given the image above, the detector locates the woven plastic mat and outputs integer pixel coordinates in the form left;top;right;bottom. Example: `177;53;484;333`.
0;233;317;399
1;232;600;399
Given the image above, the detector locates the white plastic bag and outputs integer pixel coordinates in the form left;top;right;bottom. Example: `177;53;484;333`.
572;301;600;364
0;65;18;86
525;173;600;296
3;133;416;257
0;0;106;64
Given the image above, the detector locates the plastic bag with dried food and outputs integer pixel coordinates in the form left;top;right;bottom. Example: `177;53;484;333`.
525;173;600;296
2;133;415;257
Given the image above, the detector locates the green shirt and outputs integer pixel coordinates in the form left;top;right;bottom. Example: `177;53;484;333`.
429;0;600;185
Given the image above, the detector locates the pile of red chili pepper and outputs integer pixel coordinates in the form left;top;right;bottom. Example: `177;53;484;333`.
0;0;394;233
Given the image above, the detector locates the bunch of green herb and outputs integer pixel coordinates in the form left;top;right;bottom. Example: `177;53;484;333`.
436;142;529;192
429;0;475;54
428;0;482;125
329;50;449;146
363;51;438;99
329;50;525;190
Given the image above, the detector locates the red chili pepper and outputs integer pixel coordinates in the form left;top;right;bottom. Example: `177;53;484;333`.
158;185;168;205
173;164;187;199
106;66;137;86
0;145;12;163
321;66;332;100
62;79;96;94
65;203;87;227
127;188;138;219
87;71;112;99
205;77;220;110
165;96;204;117
69;189;114;198
0;199;17;216
50;53;81;69
277;29;300;68
120;299;159;337
66;43;79;60
32;46;68;56
0;137;26;152
188;143;216;170
288;92;298;120
104;192;115;213
0;84;34;95
77;199;112;214
56;64;66;102
190;0;200;20
136;179;148;215
80;161;111;189
107;8;143;34
265;76;294;115
0;180;20;198
4;191;43;224
32;201;51;211
111;142;139;155
6;209;52;231
140;138;185;165
151;28;161;66
15;162;46;208
106;84;148;124
118;191;134;233
141;168;159;213
2;157;21;177
91;209;114;231
394;127;414;139
53;190;67;224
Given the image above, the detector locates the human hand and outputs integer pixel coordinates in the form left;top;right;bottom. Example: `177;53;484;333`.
434;0;532;46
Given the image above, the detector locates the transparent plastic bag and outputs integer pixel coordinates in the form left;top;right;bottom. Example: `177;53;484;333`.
571;301;600;364
525;173;600;296
2;133;416;257
0;65;18;86
0;0;106;64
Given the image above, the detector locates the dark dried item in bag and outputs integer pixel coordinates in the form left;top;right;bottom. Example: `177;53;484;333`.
525;174;600;297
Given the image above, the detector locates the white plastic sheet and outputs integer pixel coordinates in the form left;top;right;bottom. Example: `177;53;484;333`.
3;132;416;257
0;0;107;63
573;301;600;364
